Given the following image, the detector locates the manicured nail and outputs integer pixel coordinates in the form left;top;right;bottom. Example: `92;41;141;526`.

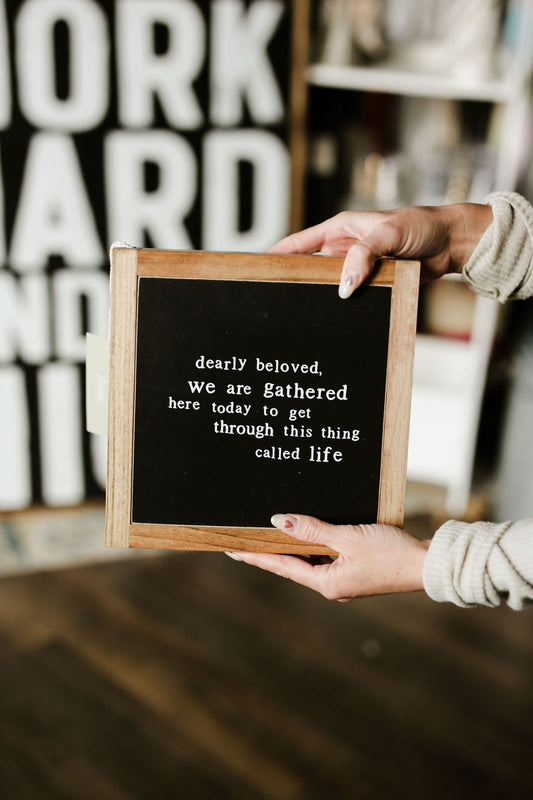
225;552;243;561
339;272;358;299
271;514;298;532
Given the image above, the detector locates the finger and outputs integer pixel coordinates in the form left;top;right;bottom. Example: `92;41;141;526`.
225;551;334;595
338;220;404;299
338;241;377;298
270;513;350;552
267;222;331;255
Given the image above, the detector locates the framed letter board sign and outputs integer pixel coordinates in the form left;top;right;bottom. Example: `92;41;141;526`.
106;248;420;555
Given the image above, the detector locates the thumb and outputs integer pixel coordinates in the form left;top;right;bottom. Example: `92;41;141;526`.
271;513;348;553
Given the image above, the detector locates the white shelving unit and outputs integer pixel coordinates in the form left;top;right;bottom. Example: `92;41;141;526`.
407;289;500;515
308;5;533;193
304;2;533;516
308;62;515;103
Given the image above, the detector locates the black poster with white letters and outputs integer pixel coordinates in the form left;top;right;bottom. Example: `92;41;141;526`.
132;276;391;527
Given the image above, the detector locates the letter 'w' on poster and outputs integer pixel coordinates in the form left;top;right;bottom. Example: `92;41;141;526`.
105;248;420;555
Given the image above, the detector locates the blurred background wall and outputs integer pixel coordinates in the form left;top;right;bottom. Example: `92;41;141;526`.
0;0;293;515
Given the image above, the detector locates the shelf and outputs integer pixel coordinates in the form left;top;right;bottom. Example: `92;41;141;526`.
301;8;533;516
307;62;515;103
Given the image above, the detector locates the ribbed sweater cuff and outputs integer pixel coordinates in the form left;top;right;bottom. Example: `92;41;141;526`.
423;519;512;607
462;191;533;302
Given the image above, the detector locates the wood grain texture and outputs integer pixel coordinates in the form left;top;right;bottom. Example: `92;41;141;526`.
1;538;533;799
105;247;138;548
136;248;397;285
378;260;421;526
129;523;333;555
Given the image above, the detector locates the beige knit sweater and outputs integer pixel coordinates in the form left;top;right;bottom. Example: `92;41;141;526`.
423;192;533;609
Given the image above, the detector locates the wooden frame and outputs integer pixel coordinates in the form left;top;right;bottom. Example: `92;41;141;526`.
106;248;419;555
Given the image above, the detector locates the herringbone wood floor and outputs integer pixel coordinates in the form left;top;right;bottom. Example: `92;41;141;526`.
0;517;532;799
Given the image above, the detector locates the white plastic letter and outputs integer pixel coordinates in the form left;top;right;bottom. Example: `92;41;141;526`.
105;130;196;248
117;0;204;128
10;133;104;272
0;143;5;264
203;129;288;251
0;274;50;363
38;362;84;506
0;366;31;510
0;0;11;128
211;0;284;126
53;270;109;361
16;0;109;130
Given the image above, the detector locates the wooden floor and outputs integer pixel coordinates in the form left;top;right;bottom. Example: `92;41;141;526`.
0;516;532;799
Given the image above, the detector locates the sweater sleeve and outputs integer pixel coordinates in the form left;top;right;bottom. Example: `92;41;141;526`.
423;519;533;610
462;191;533;301
421;193;533;609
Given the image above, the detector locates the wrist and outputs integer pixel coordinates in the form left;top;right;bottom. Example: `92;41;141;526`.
405;537;431;593
443;203;494;274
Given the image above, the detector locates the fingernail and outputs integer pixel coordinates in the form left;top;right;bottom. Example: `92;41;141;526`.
339;272;358;299
225;552;243;561
271;514;298;532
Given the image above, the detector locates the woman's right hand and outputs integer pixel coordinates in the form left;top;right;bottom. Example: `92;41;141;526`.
269;203;494;299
